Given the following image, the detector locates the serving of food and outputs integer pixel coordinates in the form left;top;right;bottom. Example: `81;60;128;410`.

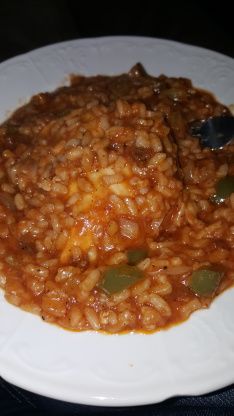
0;61;233;334
0;36;234;406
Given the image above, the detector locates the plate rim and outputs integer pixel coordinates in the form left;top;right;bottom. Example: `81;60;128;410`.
0;35;233;70
0;35;233;407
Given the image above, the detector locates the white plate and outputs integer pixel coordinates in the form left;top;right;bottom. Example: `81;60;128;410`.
0;36;234;407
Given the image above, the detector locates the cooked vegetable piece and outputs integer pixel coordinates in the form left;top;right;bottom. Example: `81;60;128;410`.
212;176;234;204
189;268;223;296
100;264;143;294
127;248;148;265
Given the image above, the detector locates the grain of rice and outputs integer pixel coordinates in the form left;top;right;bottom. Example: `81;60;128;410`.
137;258;151;271
119;218;139;239
0;271;6;287
77;178;93;193
139;293;171;317
111;289;130;305
107;251;127;265
69;305;83;328
87;246;98;263
1;183;15;193
66;147;83;161
180;299;202;319
140;306;164;330
151;275;172;296
79;269;100;292
51;183;68;195
84;307;100;330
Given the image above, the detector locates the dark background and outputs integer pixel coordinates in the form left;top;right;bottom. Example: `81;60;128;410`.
0;1;233;415
0;0;234;62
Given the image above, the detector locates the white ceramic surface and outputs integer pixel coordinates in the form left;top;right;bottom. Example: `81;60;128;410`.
0;36;234;406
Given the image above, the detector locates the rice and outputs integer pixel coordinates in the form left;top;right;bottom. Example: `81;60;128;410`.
0;63;233;333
